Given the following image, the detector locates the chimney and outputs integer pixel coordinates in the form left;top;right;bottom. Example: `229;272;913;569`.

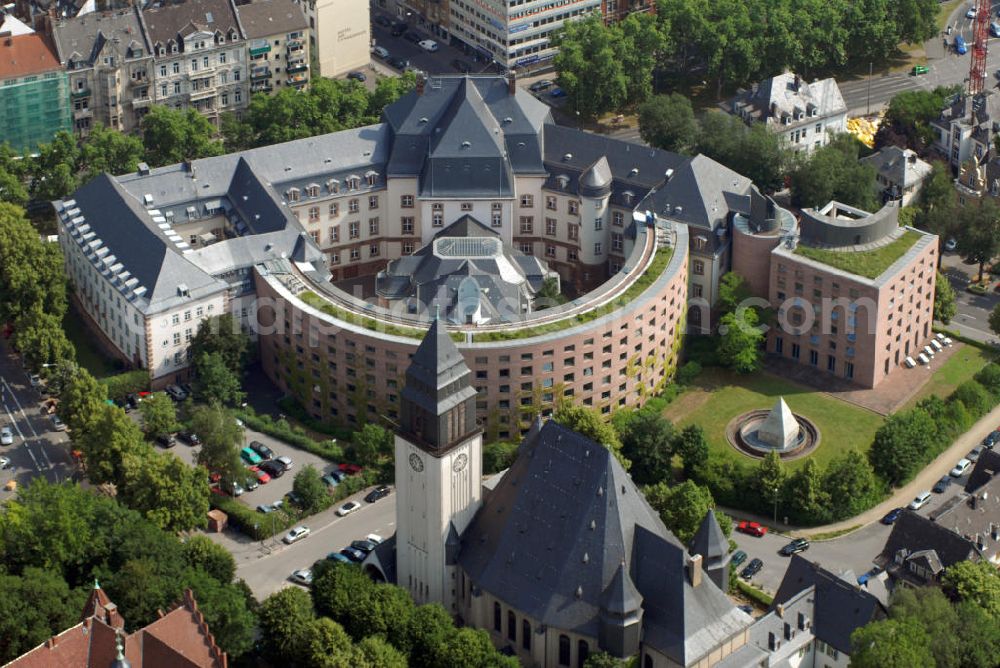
794;74;801;90
416;75;425;96
688;554;703;587
775;603;784;618
508;71;516;95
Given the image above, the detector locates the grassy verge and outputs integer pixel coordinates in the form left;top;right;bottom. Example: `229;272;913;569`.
793;230;921;279
904;343;996;409
808;525;862;541
663;367;884;469
298;291;465;342
474;245;673;342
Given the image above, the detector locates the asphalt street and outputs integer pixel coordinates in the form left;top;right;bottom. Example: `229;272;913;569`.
940;251;1000;343
0;343;73;493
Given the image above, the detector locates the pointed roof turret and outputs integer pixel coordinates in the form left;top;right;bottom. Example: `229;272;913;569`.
400;319;479;451
599;561;643;615
689;509;729;561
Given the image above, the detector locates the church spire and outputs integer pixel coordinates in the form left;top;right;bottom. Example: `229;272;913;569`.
400;319;478;452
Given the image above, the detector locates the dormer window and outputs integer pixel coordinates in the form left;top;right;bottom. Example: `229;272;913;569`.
346;176;360;190
306;184;320;197
229;28;238;42
287;188;301;202
327;179;339;193
366;171;378;186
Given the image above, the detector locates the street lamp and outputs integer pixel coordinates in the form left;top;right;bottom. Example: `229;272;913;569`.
773;486;778;525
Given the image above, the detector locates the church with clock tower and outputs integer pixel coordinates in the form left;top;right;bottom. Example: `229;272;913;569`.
367;322;754;667
393;316;483;612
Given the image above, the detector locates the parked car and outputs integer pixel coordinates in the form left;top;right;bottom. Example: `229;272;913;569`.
737;521;768;537
351;539;378;554
372;45;390;59
967;7;977;19
164;384;188;402
403;31;421;44
260;460;286;478
0;456;10;470
283;526;311;544
992;22;1000;38
418;39;439;52
374;15;392;28
340;547;366;562
240;446;262;465
229;481;245;497
249;441;274;460
779;538;810;556
387;57;408;70
451;59;472;72
347;71;367;82
983;430;1000;448
737;604;754;614
290;569;313;586
251;467;271;485
933;475;952;493
276;455;294;471
257;503;275;513
155;434;176;448
944;237;957;251
244;476;259;491
908;491;932;510
178;431;200;446
336;500;362;517
955;35;968;54
968;445;984;462
881;507;903;525
911;64;929;76
327;552;353;564
730;550;748;567
338;462;362;475
322;473;340;488
950;458;972;477
549;87;567;98
740;558;764;580
285;491;303;506
856;565;884;586
366;533;384;544
365;485;391;503
51;415;66;431
390;22;407;36
529;79;554;92
0;426;13;445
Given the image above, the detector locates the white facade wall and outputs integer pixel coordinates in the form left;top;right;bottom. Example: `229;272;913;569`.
296;0;370;77
146;293;228;381
150;32;247;124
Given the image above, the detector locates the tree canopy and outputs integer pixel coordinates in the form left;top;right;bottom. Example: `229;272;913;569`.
141;106;223;167
645;479;716;544
790;134;878;210
717;308;764;373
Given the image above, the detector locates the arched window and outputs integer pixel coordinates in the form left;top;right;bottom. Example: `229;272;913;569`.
493;602;501;632
522;620;531;651
507;611;516;641
577;640;589;668
558;635;570;666
644;653;654;668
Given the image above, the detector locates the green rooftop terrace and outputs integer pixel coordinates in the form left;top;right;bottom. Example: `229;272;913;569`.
793;229;922;279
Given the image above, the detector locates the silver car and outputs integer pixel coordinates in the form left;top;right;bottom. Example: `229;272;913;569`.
283;526;311;544
0;426;13;446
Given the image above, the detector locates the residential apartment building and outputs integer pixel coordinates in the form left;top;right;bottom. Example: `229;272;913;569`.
0;31;72;153
861;146;933;207
48;8;154;136
728;71;847;154
293;0;368;77
237;0;310;94
139;0;248;125
931;90;1000;171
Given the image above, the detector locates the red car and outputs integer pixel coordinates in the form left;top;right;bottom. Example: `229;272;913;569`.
248;466;271;484
737;521;768;537
338;463;363;475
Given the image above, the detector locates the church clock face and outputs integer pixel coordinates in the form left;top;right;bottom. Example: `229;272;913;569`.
453;453;468;472
409;453;424;472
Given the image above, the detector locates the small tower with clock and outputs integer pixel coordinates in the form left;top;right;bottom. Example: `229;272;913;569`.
394;316;482;613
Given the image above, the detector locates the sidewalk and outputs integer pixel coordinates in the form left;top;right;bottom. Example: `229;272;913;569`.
723;399;1000;538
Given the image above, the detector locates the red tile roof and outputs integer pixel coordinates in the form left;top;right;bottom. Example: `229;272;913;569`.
0;33;62;79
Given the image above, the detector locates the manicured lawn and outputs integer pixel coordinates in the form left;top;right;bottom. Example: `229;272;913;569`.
904;343;995;409
663;368;885;469
63;310;121;379
794;230;921;279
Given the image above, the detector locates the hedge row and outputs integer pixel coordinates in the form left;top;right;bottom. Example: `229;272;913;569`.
98;369;150;401
735;579;774;607
235;407;344;462
275;396;353;441
210;493;296;541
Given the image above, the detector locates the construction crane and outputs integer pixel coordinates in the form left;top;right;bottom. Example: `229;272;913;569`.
969;0;991;95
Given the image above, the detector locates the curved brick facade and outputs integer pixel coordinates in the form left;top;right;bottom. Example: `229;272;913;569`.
255;225;688;440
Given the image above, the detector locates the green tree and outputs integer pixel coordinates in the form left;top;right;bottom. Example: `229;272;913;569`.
822;450;883;519
139;391;179;438
352;423;393;468
534;276;567;310
552;14;627;118
696;113;790;192
933;272;956;324
77;123;144;180
141;106;223;167
755;450;785;517
957;198;1000;282
915;162;959;261
482;441;518;474
888;587;964;668
950;380;992;418
974;363;1000;396
189;314;250;374
717;308;764;373
717;272;753;315
553;403;628;468
194;352;245;407
12;308;75;372
56;365;107;434
191;403;244;484
28;131;80;201
674;424;709;477
293;464;329;514
990;303;1000;338
103;556;183;628
942;560;1000;619
0;567;87;664
850;618;934;668
619;409;674;485
645;479;715;544
119;449;209;532
790;134;878;210
182;568;256;657
366;71;418;118
583;652;629;668
257;586;316;663
613;13;668;105
0;143;29;206
436;627;518;668
356;635;408;668
182;534;236;584
638;93;698;153
868;408;938;485
783;459;830;524
406;603;456;667
877;87;960;150
302;616;357;667
77;402;147;485
0;203;68;322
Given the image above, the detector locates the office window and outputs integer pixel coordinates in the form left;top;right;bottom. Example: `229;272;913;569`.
558;635;570;666
520;216;533;234
492;211;502;227
369;243;379;257
594;242;602;255
493;603;501;632
348;199;359;213
520;194;533;207
568;200;579;215
329;225;339;243
328;202;339;217
693;260;704;275
461;202;473;211
369;217;379;235
401;217;414;234
368;195;379;209
545;218;557;236
401;194;414;207
594;216;603;230
568;224;579;241
507;611;516;641
349;222;359;239
546;195;557;210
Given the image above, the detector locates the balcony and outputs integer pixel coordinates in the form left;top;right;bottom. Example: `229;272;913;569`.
250;67;271;80
189;87;216;101
71;88;91;99
287;74;307;87
131;96;152;109
286;39;304;53
249;39;271;57
250;82;273;93
73;107;93;120
286;60;308;74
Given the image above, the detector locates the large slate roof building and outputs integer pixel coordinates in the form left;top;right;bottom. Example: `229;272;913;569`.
366;323;753;668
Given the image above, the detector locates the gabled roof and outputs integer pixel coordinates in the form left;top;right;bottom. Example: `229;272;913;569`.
140;0;242;48
860;146;932;189
236;0;307;39
51;7;147;67
0;33;63;79
875;509;979;574
642;154;752;233
771;555;886;655
731;71;846;127
965;448;1000;493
